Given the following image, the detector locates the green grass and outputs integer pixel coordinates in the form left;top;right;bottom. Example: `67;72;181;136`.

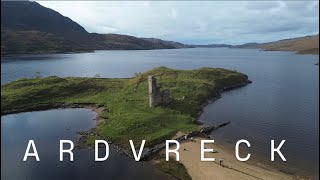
154;155;192;180
1;66;249;148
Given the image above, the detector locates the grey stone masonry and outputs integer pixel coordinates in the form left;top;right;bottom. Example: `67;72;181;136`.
148;76;158;107
148;76;171;107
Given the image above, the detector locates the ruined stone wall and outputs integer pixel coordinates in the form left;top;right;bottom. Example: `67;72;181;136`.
148;76;157;107
148;76;171;107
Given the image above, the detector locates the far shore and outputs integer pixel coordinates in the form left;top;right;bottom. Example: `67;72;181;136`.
1;46;319;58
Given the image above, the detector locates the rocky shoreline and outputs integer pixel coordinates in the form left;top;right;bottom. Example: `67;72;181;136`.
196;79;252;121
140;121;231;160
1;102;106;116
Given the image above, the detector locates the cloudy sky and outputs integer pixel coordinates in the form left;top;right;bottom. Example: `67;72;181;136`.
37;1;319;45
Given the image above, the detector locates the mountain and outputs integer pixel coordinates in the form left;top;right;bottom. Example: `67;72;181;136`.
2;1;317;56
1;1;88;38
1;28;91;55
234;35;319;54
1;1;189;56
1;1;92;55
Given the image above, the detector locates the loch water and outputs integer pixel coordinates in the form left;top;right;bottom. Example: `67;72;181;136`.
1;48;319;178
1;109;173;180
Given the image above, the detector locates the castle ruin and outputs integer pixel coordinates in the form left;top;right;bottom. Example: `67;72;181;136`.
148;76;171;107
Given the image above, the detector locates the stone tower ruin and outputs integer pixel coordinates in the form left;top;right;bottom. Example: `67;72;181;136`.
148;76;171;107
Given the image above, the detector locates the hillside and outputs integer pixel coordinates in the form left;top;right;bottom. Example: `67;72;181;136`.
257;34;319;54
90;34;187;50
1;29;93;55
1;1;188;56
142;38;192;49
1;1;92;55
232;43;261;49
234;35;319;54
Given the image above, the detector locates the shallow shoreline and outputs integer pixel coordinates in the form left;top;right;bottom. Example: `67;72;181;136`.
259;48;319;55
159;137;304;180
1;102;105;116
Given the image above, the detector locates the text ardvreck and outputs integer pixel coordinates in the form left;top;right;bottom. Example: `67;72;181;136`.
23;139;286;162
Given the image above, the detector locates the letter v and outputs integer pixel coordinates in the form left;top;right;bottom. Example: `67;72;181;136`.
129;140;146;161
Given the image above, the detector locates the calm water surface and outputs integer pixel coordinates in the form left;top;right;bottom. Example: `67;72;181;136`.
1;48;319;178
1;109;173;180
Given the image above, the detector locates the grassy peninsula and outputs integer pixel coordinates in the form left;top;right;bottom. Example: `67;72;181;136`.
1;67;250;148
1;67;251;179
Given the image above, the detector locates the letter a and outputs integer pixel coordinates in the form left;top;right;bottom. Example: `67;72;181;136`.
23;140;40;161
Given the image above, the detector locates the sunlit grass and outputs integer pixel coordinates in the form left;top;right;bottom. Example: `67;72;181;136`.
1;66;249;148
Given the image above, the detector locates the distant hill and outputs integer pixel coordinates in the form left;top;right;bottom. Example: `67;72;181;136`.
142;38;192;49
234;35;319;54
194;35;319;55
232;43;261;49
90;34;189;50
191;44;233;48
257;34;319;54
2;1;317;56
1;1;189;56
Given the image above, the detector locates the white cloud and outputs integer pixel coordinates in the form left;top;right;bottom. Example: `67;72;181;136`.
37;1;319;45
168;8;177;19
